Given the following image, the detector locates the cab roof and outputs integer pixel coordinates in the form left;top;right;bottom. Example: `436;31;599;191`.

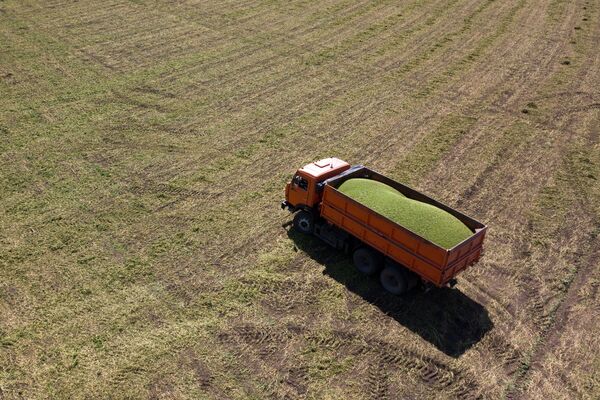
299;157;351;179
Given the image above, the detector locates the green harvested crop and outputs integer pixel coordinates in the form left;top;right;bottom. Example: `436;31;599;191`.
338;178;472;249
336;177;406;198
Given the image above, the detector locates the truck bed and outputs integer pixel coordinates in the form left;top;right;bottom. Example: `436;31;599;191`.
320;166;487;286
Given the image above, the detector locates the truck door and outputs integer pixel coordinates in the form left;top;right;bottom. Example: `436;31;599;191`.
289;174;310;207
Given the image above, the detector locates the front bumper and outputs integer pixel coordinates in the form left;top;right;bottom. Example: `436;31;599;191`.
281;200;294;212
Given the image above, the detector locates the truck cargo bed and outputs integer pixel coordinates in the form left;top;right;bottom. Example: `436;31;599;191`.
320;166;487;286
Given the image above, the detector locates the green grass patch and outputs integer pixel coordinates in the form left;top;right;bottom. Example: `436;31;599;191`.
338;178;472;248
394;114;477;184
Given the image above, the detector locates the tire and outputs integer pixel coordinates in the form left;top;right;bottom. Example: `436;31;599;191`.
380;266;408;295
384;259;419;291
352;247;383;275
404;269;419;291
293;211;314;234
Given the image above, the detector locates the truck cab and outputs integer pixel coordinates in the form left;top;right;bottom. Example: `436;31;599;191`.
282;157;351;212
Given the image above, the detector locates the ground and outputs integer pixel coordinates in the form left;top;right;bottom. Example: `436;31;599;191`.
1;0;599;399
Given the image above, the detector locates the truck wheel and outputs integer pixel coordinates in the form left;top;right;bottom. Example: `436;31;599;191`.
404;269;419;291
293;211;314;234
380;266;407;295
352;247;383;275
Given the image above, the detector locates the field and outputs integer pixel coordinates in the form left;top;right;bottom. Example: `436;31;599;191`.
1;0;599;399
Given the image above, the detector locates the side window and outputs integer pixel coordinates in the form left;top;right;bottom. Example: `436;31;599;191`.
293;175;309;191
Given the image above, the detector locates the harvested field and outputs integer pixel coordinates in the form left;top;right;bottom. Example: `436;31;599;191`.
1;0;599;399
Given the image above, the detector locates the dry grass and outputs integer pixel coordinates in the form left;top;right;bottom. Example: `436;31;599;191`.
1;0;599;399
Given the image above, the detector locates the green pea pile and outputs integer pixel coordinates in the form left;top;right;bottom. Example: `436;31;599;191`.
338;178;473;249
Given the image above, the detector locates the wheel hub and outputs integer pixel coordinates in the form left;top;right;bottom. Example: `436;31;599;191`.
299;218;310;230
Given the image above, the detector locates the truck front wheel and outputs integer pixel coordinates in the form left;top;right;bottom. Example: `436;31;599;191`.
293;211;314;234
380;266;408;295
352;247;383;276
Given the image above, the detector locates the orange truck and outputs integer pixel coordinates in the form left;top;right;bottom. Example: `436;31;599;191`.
281;158;487;295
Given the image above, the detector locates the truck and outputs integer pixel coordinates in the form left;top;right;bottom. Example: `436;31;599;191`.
281;158;487;295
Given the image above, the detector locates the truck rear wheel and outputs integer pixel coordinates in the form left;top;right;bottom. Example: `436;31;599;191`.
352;247;383;276
293;211;314;234
404;269;419;291
380;266;408;295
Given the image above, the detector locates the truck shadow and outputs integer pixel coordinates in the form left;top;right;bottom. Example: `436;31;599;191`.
286;228;493;358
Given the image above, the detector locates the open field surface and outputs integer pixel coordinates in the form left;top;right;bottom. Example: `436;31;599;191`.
1;0;599;399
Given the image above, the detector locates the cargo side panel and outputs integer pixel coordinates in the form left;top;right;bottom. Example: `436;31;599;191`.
321;186;445;286
320;167;487;287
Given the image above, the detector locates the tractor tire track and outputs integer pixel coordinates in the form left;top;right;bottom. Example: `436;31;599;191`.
217;321;485;399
